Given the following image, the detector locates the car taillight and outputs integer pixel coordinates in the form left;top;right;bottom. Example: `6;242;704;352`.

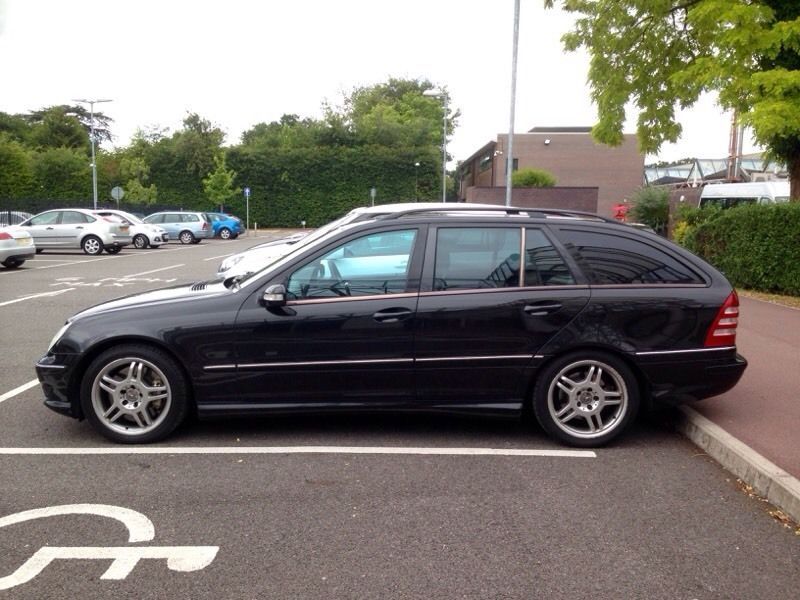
704;290;739;347
0;232;11;240
202;222;209;230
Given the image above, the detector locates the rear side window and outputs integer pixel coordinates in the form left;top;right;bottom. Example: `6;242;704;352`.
434;227;520;290
525;229;575;286
556;229;703;285
61;211;91;224
182;214;200;222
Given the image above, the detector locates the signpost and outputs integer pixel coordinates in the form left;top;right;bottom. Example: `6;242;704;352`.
243;187;250;233
370;187;376;207
110;186;124;209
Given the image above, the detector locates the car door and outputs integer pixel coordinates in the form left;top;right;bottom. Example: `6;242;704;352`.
21;211;62;247
413;225;590;408
231;225;425;407
56;210;92;247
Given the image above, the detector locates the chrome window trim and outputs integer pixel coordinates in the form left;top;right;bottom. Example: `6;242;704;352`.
419;285;589;298
635;346;735;356
590;284;709;289
286;292;418;306
519;226;526;287
416;354;533;363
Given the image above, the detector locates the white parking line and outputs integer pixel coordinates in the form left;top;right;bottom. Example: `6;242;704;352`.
0;446;596;457
0;288;75;308
123;264;184;277
203;253;232;261
0;379;39;404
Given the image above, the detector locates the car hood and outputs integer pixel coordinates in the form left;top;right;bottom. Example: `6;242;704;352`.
217;243;295;279
71;280;228;321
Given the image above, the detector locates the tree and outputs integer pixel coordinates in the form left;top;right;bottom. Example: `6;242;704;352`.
26;107;89;152
203;154;239;211
511;167;557;187
32;147;91;200
0;134;35;198
629;186;670;234
120;155;157;204
545;0;800;200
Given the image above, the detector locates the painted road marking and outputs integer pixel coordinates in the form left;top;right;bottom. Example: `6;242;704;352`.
0;504;218;590
0;380;39;404
123;264;184;277
50;264;185;288
0;288;75;308
0;446;596;457
203;253;233;261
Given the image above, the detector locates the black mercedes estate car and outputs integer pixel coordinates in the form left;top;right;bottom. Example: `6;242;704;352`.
36;205;747;446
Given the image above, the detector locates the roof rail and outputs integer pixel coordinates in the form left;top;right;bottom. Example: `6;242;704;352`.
377;205;618;224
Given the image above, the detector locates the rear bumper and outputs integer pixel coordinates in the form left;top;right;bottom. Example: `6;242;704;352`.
635;349;747;406
1;247;36;262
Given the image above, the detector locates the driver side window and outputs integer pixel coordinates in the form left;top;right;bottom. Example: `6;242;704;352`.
287;229;417;299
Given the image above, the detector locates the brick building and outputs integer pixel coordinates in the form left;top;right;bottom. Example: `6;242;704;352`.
457;127;644;217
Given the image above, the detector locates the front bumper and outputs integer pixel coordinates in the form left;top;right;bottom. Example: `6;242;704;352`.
36;353;81;419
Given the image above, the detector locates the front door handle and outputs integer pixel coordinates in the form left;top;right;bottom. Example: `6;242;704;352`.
46;227;54;230
373;308;413;323
75;226;84;229
524;303;562;317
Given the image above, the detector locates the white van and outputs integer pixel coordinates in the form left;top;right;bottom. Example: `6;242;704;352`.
699;181;790;208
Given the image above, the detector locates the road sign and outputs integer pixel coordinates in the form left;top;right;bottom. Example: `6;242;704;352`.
243;187;250;198
110;186;124;201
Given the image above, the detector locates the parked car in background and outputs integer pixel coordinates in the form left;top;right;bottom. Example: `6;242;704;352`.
38;204;747;445
205;212;244;239
143;211;212;244
94;209;169;249
699;181;790;209
216;202;499;280
19;209;131;255
0;226;35;268
0;211;33;227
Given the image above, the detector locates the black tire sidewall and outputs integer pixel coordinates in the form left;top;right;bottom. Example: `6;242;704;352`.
80;344;190;444
532;351;640;447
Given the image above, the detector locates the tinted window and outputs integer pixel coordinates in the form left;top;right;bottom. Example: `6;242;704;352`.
181;214;199;222
434;227;520;290
144;214;163;224
558;229;703;285
287;229;417;299
525;229;575;286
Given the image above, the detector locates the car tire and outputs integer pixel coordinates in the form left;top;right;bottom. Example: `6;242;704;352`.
1;258;25;269
532;351;639;448
179;230;195;244
82;235;103;255
36;249;44;254
133;234;149;249
105;246;122;254
232;233;239;239
191;238;201;244
219;227;232;240
80;344;190;444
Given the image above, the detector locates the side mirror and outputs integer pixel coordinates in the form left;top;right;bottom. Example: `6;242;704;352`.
262;284;286;307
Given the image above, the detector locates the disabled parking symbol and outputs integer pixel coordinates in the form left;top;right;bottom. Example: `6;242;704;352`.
0;504;218;590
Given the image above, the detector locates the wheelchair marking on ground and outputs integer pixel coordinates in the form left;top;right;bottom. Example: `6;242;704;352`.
0;446;596;458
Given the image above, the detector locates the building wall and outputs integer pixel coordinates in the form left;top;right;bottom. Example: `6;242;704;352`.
465;186;598;213
491;132;643;217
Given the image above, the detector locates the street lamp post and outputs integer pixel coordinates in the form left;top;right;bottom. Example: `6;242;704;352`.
505;0;520;207
423;89;448;202
73;98;112;210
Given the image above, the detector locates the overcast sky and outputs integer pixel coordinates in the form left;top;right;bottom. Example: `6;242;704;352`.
0;0;759;165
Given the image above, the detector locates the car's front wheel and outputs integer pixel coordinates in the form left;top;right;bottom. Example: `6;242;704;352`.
532;351;639;447
82;235;103;255
81;344;190;443
1;258;25;269
179;230;195;244
133;234;149;249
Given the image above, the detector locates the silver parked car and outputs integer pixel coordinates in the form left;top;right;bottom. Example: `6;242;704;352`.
0;226;36;268
19;209;132;255
143;211;212;244
94;209;169;249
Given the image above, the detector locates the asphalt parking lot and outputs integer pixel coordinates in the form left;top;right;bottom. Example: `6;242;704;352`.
0;236;798;599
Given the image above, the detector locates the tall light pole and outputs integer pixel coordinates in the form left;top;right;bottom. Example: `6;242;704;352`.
73;98;112;210
423;89;448;202
505;0;520;207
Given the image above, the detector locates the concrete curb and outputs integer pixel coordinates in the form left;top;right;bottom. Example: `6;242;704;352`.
677;406;800;524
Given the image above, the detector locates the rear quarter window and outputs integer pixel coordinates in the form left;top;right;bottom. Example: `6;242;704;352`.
554;228;704;285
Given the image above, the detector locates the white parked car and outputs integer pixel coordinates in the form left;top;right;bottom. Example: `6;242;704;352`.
216;202;499;280
19;208;132;255
0;226;36;269
94;209;169;249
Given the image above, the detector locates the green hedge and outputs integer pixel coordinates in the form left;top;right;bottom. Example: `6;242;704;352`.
683;204;800;295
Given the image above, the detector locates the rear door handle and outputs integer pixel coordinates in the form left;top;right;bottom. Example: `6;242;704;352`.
373;308;413;323
524;303;562;316
75;226;84;229
46;227;54;230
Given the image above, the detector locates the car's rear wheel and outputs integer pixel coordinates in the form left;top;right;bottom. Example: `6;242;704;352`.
133;234;149;249
82;235;103;255
179;230;195;244
81;344;189;443
219;227;232;240
1;258;25;269
532;351;639;447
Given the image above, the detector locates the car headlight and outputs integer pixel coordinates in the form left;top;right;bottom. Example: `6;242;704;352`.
48;321;71;352
219;254;244;273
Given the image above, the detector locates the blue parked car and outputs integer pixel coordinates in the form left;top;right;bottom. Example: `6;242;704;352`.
205;213;245;239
